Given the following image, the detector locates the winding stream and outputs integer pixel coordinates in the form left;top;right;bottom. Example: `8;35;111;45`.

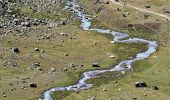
43;0;157;99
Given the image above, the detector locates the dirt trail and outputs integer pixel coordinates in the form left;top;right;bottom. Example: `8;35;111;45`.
110;0;170;20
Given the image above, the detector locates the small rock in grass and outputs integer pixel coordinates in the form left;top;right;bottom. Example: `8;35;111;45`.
132;97;138;100
87;96;95;100
108;55;116;58
118;88;122;91
34;48;40;51
62;68;67;72
3;94;6;97
37;67;43;71
60;33;69;37
11;47;19;53
92;63;100;67
61;39;64;42
49;67;56;73
153;86;159;90
65;53;69;56
94;42;97;44
32;62;40;67
29;83;37;88
102;88;107;91
145;5;151;8
135;82;147;88
109;97;113;100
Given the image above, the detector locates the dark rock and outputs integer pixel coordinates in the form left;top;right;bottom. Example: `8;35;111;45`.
65;53;69;56
105;1;109;4
11;47;19;53
133;97;138;100
29;83;37;88
145;5;151;9
135;82;147;88
153;86;159;90
92;63;100;67
34;48;40;51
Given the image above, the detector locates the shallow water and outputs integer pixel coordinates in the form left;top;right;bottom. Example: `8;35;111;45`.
43;0;157;99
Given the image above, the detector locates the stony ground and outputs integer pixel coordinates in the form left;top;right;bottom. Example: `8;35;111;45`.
0;0;170;100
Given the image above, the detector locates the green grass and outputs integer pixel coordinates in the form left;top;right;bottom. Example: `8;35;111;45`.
86;71;120;87
52;91;72;100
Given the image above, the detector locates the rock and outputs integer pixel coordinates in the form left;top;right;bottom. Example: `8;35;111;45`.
49;67;56;73
13;18;20;25
116;8;121;11
109;97;113;100
62;68;67;72
105;1;109;4
145;5;151;8
37;67;43;71
11;47;19;53
102;88;107;91
32;62;40;67
94;42;97;44
135;82;147;88
21;22;31;27
143;94;147;96
118;88;122;91
61;20;67;25
3;94;6;97
87;96;95;100
92;63;100;67
29;83;37;88
65;53;69;56
133;97;138;100
153;86;159;90
61;39;64;42
70;63;75;68
122;13;128;17
34;48;40;51
60;33;69;37
108;55;116;58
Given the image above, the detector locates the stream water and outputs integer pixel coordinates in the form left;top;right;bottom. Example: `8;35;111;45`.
43;0;157;99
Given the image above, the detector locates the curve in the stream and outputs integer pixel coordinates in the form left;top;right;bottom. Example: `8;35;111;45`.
43;0;157;100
